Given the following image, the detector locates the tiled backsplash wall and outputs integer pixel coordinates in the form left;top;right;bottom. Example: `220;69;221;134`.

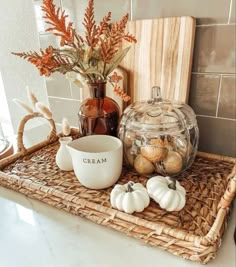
35;0;236;157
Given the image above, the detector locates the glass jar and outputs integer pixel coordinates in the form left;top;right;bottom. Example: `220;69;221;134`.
78;81;120;136
0;124;7;155
0;122;14;160
118;86;199;177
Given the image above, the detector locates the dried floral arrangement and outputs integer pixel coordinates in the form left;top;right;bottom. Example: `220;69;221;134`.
12;0;136;101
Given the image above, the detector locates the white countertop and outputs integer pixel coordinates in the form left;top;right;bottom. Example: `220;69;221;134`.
0;125;235;267
0;187;235;267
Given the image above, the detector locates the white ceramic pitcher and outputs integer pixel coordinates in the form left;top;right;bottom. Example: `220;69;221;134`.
56;136;73;171
67;135;123;189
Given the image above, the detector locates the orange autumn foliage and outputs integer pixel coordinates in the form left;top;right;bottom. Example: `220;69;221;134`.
12;0;136;101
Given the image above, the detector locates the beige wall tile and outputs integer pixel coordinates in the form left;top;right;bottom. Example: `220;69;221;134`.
70;81;82;100
94;0;130;21
192;25;236;74
218;76;236;119
46;73;72;98
197;116;236;157
48;97;80;126
189;74;220;116
39;34;60;49
132;0;231;25
230;0;236;23
61;0;86;32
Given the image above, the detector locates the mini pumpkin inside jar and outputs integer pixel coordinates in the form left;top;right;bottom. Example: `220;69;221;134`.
118;86;199;177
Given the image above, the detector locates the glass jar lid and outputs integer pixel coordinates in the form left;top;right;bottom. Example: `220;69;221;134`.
120;86;198;135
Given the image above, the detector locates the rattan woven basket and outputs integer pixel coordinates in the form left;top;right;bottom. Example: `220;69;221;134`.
0;113;235;264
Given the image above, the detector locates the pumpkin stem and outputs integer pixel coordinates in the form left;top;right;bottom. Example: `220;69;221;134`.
127;182;134;192
168;178;176;190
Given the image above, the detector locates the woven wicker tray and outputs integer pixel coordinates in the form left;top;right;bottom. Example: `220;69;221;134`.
0;114;235;264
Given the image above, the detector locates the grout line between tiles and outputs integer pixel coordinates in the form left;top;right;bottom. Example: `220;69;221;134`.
196;114;236;121
192;72;236;76
79;87;83;100
39;32;53;36
60;0;63;9
228;0;233;24
130;0;133;21
48;96;81;102
216;75;223;117
70;85;74;99
196;23;236;27
68;81;75;100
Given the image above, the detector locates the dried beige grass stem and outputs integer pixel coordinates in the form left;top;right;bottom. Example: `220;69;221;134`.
13;98;34;114
35;102;52;119
26;86;38;107
62;118;71;136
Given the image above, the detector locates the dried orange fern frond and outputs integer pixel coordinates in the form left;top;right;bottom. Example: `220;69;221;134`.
110;14;137;45
42;0;83;47
100;39;119;63
12;46;76;76
123;34;137;43
109;72;122;83
118;13;129;33
99;13;136;64
97;12;111;36
109;72;130;102
13;46;57;76
113;85;130;102
83;0;98;48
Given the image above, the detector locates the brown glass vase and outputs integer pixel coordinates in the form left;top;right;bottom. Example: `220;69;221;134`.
78;81;120;136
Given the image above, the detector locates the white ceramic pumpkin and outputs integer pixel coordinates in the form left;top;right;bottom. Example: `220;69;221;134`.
110;181;150;214
146;176;186;211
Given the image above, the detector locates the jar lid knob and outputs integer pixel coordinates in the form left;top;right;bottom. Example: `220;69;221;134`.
151;86;162;102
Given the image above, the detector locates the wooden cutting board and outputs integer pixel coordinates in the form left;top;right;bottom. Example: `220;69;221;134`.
121;16;196;103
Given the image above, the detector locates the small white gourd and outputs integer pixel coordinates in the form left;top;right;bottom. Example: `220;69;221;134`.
110;181;150;214
146;176;186;211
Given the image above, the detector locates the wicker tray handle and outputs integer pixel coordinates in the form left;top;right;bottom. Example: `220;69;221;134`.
17;112;57;154
203;166;236;245
218;167;236;209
